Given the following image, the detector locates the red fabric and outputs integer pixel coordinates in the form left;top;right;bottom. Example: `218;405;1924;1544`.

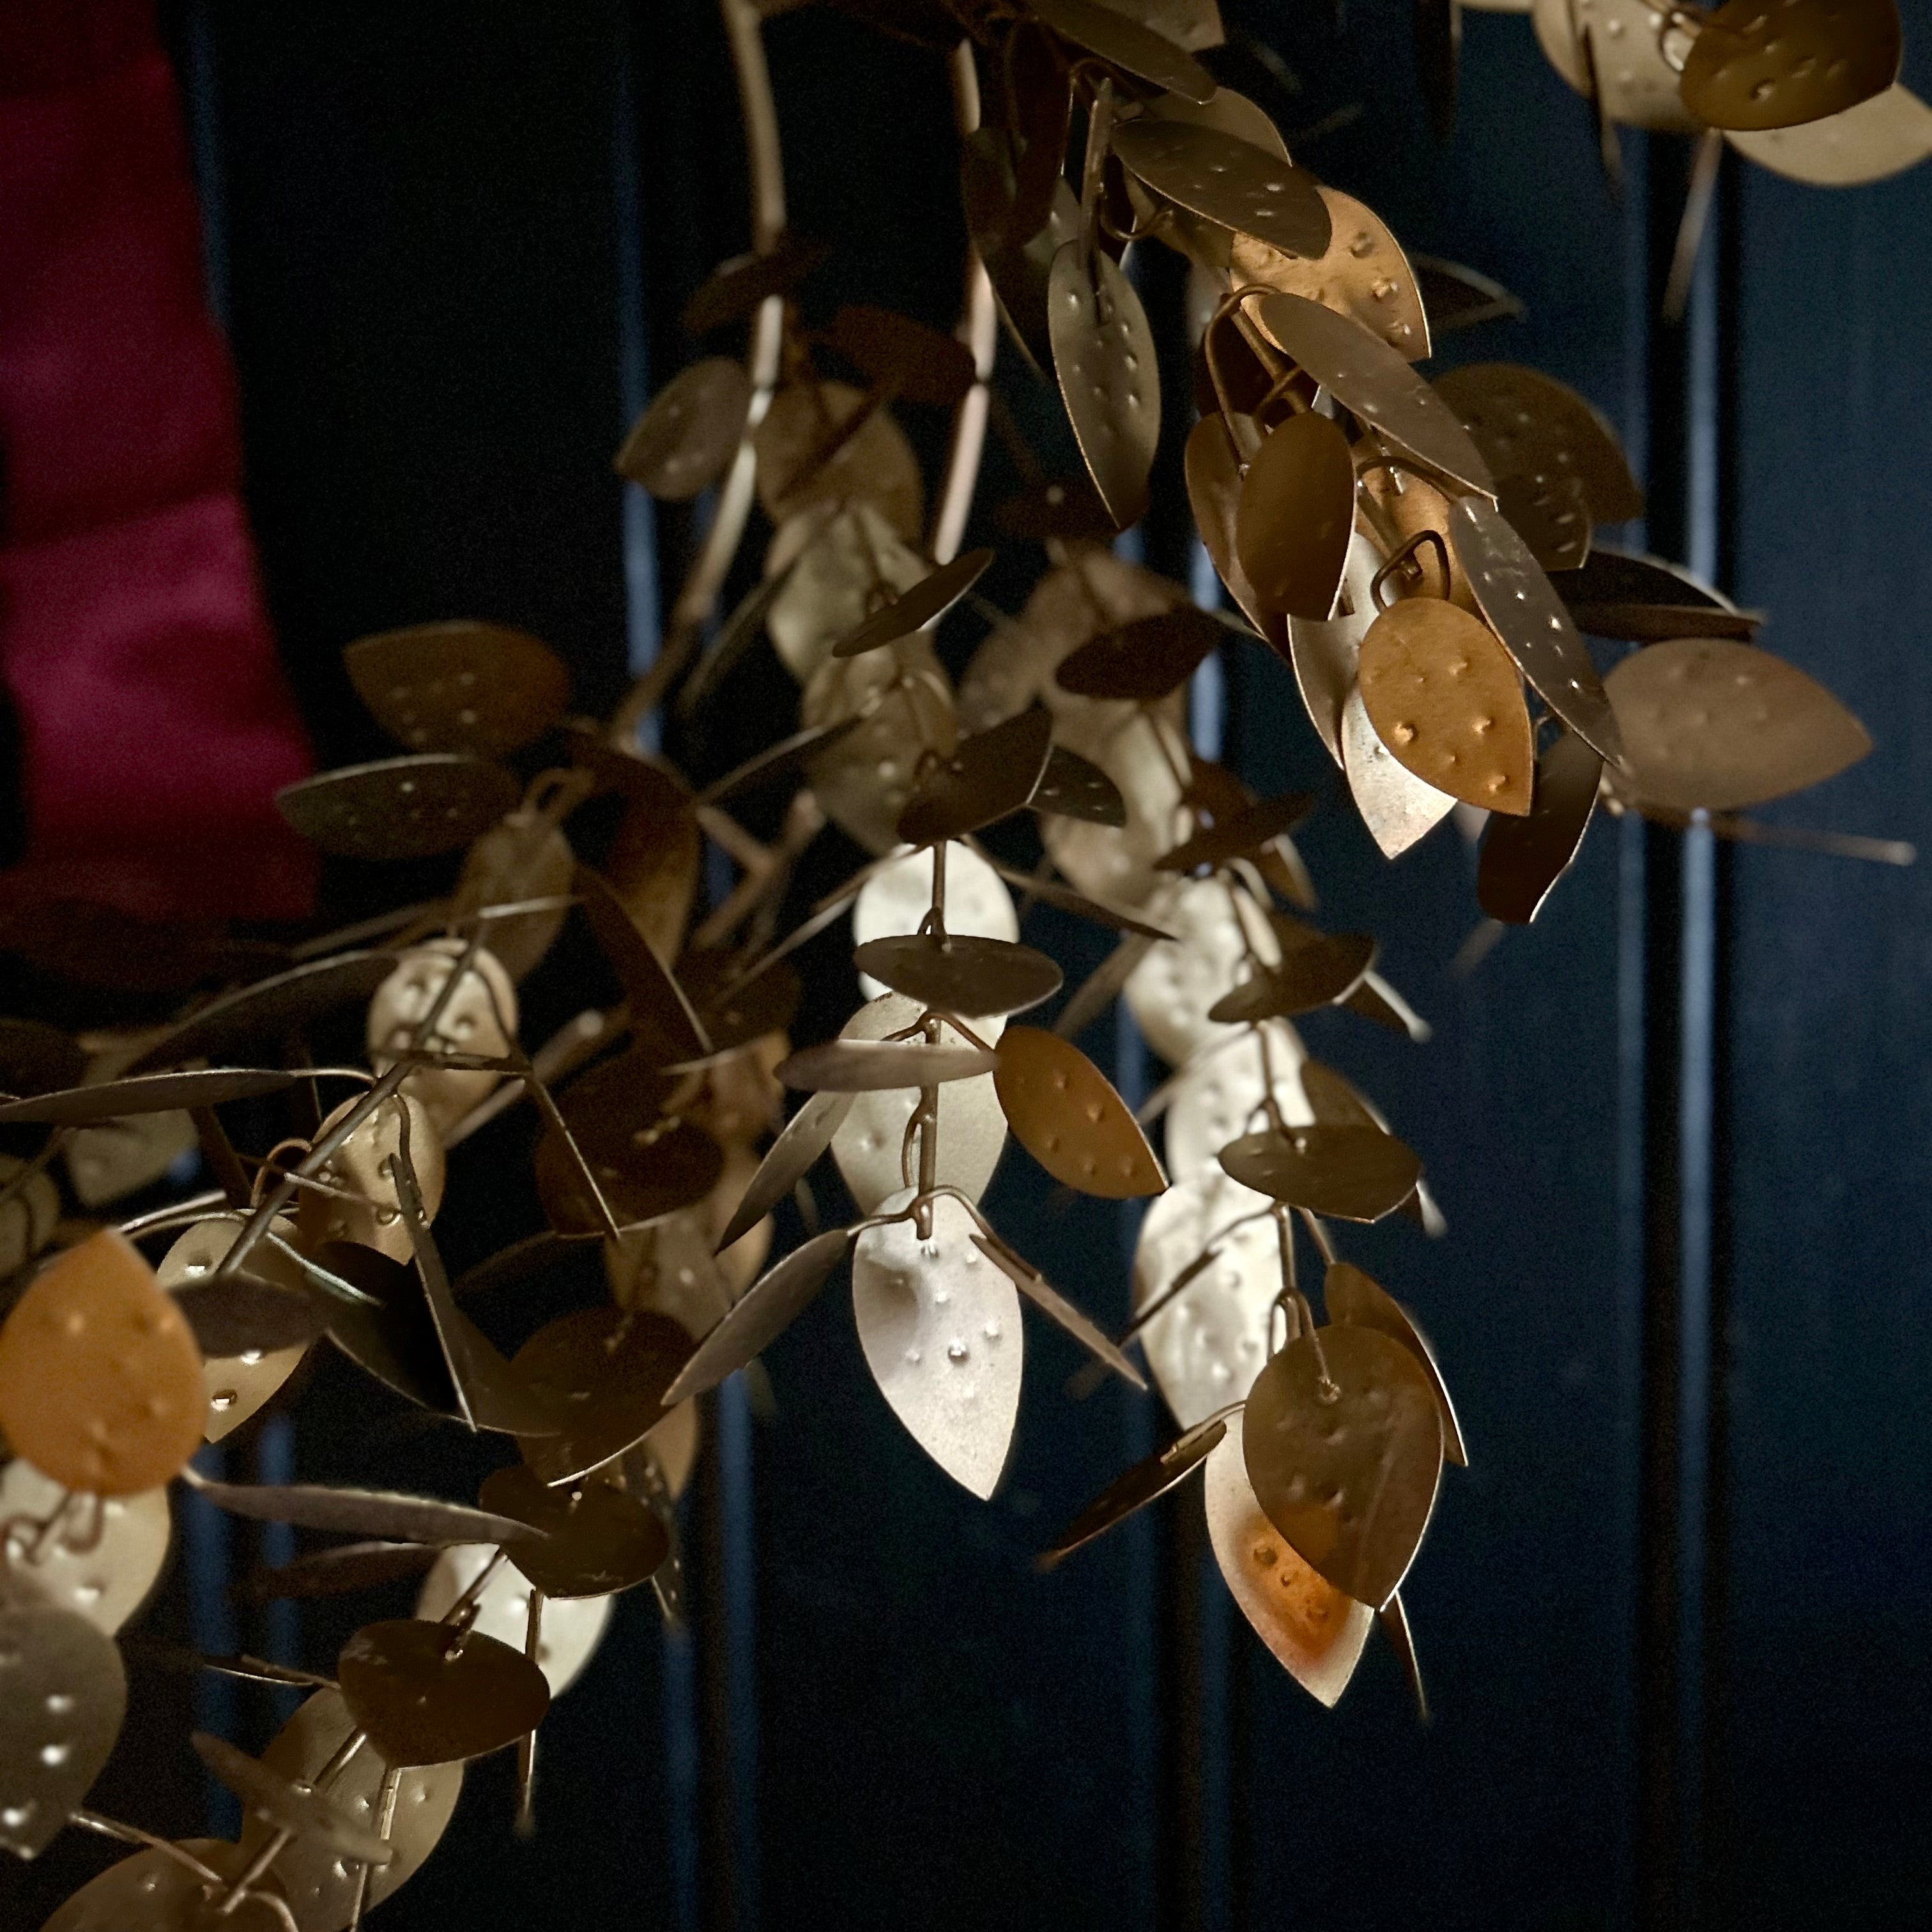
0;1;315;924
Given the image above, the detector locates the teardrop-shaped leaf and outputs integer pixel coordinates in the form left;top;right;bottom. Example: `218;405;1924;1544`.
664;1228;855;1405
993;1025;1165;1198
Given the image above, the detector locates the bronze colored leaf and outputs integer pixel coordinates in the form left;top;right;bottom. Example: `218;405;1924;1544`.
345;621;572;756
1234;411;1356;619
187;1471;540;1547
1242;1323;1443;1607
1603;636;1872;811
478;1464;667;1600
1478;728;1603;924
1448;496;1623;765
1496;468;1591;572
1156;788;1314;873
277;754;521;861
1048;242;1161;530
0;1603;126;1856
827;304;977;410
1206;926;1376;1022
510;1306;693;1484
834;548;995;660
1031;0;1217;101
1031;740;1128;825
243;1540;440;1602
1055;605;1225;700
1233;186;1430;361
776;1037;1002;1092
1039;1416;1225;1568
1205;1415;1372;1704
1680;0;1899;132
1218;1123;1422;1223
338;1618;549;1767
1110;118;1331;259
0;1231;203;1495
853;933;1064;1018
680;231;830;337
852;1192;1023;1498
613;356;751;499
1358;599;1535;815
898;707;1054;845
1434;361;1644;525
1249;292;1494;493
716;1092;854;1254
664;1227;855;1404
536;1108;723;1235
0;1066;293;1126
1186;413;1283;643
1324;1261;1468;1466
993;1025;1165;1198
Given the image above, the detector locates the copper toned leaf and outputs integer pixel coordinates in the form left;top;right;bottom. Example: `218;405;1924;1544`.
1234;411;1357;619
1049;242;1160;530
574;865;711;1064
477;1464;667;1599
344;622;571;756
338;1618;549;1767
663;1227;855;1404
1218;1123;1421;1223
1031;0;1217;100
1357;599;1535;815
1242;1324;1443;1607
827;305;977;410
614;357;751;499
898;707;1054;845
1478;728;1603;924
1603;636;1872;811
853;933;1064;1018
1325;1260;1467;1467
993;1025;1166;1197
1040;1416;1225;1568
1110;118;1331;259
1055;605;1224;701
1680;0;1900;132
1434;362;1644;525
511;1307;693;1485
834;548;995;661
0;1231;203;1494
776;1037;1001;1092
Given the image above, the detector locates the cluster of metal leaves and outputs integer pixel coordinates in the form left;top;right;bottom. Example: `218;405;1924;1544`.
1508;0;1932;188
0;0;1910;1920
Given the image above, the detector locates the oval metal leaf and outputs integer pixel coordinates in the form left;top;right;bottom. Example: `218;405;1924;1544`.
716;1092;854;1254
1434;361;1644;525
776;1037;1001;1092
512;1306;693;1485
418;1547;611;1696
1243;1323;1443;1607
1157;788;1315;873
338;1618;549;1767
664;1227;855;1405
128;950;400;1071
1358;599;1535;815
852;1193;1023;1498
1478;728;1603;924
994;1025;1165;1198
1186;413;1282;641
1680;0;1900;132
1234;410;1356;619
343;620;571;756
898;706;1054;845
187;1472;542;1546
614;356;751;499
1207;928;1376;1022
244;1540;440;1602
1055;605;1224;700
0;1230;204;1495
1448;496;1625;764
478;1464;668;1600
1040;1416;1225;1568
1049;241;1161;530
574;864;711;1064
0;1603;127;1856
834;547;995;660
852;933;1064;1019
1110;117;1331;259
827;303;977;410
1218;1123;1422;1223
1248;292;1494;493
1325;1261;1467;1467
277;754;520;861
1604;636;1872;811
0;1066;294;1125
1032;740;1128;826
1031;0;1216;101
1205;1414;1373;1705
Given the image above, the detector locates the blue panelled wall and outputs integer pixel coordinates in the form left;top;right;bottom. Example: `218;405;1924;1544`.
10;2;1923;1928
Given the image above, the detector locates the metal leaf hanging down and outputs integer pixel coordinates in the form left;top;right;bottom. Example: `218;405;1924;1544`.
1048;242;1162;531
851;1192;1024;1499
